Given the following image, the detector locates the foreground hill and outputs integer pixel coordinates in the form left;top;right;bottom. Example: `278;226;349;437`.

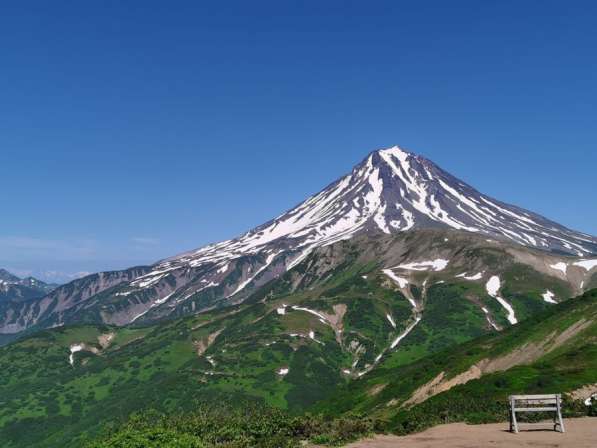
316;288;597;432
2;146;596;336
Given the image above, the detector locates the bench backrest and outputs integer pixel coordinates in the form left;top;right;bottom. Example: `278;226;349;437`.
510;394;560;407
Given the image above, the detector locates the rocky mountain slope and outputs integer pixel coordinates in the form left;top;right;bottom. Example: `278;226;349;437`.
0;267;150;334
1;146;596;336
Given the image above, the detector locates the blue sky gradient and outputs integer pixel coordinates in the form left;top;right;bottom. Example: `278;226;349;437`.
1;1;596;282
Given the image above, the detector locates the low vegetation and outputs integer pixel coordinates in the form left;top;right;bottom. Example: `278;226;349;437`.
87;396;595;447
86;405;374;448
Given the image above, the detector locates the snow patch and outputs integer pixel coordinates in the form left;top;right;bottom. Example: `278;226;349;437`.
550;262;568;274
455;272;483;281
382;269;408;288
395;259;449;271
573;259;597;271
390;316;421;349
291;305;328;323
542;290;557;304
69;344;84;366
154;291;175;306
115;291;134;296
481;307;500;331
225;252;277;298
485;276;517;325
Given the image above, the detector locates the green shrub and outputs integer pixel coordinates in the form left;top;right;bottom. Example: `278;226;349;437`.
88;426;204;448
87;405;373;447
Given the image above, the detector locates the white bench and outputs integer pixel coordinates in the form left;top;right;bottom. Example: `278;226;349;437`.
509;394;565;433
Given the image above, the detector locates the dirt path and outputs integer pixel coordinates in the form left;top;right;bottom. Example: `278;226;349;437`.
342;418;597;448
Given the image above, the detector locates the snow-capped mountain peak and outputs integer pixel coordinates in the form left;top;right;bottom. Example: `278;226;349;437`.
5;145;596;332
167;145;596;270
123;145;594;315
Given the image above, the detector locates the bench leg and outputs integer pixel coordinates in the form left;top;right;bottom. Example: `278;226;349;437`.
556;396;565;433
511;410;519;434
509;397;519;434
557;409;565;433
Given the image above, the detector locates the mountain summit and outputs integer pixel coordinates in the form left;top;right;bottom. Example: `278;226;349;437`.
1;146;596;333
170;146;596;270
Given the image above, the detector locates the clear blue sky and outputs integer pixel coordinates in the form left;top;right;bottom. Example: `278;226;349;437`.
1;1;596;282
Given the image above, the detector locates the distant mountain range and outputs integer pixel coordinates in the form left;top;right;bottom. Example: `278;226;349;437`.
0;268;57;303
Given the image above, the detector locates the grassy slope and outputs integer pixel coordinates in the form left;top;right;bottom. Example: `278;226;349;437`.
73;289;597;447
316;289;597;433
0;260;498;448
0;240;587;448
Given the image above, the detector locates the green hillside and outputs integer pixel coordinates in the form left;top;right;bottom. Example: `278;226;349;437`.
317;288;597;432
0;240;594;447
0;252;451;447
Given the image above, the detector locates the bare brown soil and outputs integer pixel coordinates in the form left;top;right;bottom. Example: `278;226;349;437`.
342;417;597;448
